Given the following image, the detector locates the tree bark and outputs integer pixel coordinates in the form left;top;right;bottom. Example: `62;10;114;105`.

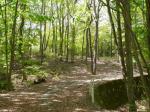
145;0;150;58
9;0;19;89
116;1;127;79
4;0;9;86
121;0;137;111
106;0;118;47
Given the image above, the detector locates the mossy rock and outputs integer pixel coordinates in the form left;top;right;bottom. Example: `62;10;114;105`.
94;76;149;109
94;80;127;109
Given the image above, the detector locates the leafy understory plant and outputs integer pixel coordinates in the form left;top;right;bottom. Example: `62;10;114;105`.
22;65;48;84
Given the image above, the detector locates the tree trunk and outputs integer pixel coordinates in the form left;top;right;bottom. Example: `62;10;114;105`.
9;0;19;89
116;1;127;79
4;0;9;86
145;0;150;58
93;20;99;75
106;0;118;47
93;0;101;75
88;28;94;74
81;30;85;60
40;0;44;64
19;3;26;81
121;0;137;111
71;19;76;62
86;28;89;63
66;14;70;62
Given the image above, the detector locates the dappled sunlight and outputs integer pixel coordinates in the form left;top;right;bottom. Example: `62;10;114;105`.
0;94;10;97
14;102;24;105
73;108;87;112
0;109;15;112
0;0;148;110
11;99;20;102
20;92;38;95
40;103;50;106
71;66;89;75
52;99;63;103
0;59;133;111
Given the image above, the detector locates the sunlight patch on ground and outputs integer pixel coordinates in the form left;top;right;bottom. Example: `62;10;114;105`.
52;99;62;103
73;79;99;84
24;97;37;100
40;97;48;100
40;103;49;106
73;108;87;112
11;99;20;102
42;93;51;97
14;102;24;105
0;94;10;97
2;96;11;99
72;66;88;74
20;92;38;95
0;109;15;112
64;86;69;89
96;61;106;64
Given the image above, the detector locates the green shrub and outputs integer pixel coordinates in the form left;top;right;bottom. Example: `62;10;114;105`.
23;59;41;66
23;65;48;84
0;80;8;90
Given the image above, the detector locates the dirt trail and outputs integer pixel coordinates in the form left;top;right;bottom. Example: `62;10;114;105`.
0;60;124;112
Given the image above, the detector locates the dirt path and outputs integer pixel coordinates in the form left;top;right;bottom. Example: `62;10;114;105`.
0;59;124;112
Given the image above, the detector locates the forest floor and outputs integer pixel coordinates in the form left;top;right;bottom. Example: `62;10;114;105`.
0;58;145;112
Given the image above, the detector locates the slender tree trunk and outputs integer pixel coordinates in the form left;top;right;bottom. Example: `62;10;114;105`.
116;1;127;79
28;22;32;58
85;0;91;63
110;28;113;57
66;15;70;62
55;21;58;59
93;20;99;75
85;28;89;63
40;24;44;64
93;0;101;75
134;35;150;77
88;28;94;74
51;0;55;53
52;21;56;53
82;30;85;60
132;41;150;109
145;0;150;58
59;17;64;61
4;0;9;85
40;0;44;64
19;3;26;81
71;19;76;62
121;0;137;111
106;0;118;47
9;0;19;89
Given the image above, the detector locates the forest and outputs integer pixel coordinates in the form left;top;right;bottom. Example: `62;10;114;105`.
0;0;150;112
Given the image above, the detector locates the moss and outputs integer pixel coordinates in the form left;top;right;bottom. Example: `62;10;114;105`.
94;76;149;109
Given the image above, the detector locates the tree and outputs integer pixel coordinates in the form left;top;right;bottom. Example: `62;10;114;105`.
120;0;137;111
92;0;101;75
145;0;150;58
9;0;19;89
